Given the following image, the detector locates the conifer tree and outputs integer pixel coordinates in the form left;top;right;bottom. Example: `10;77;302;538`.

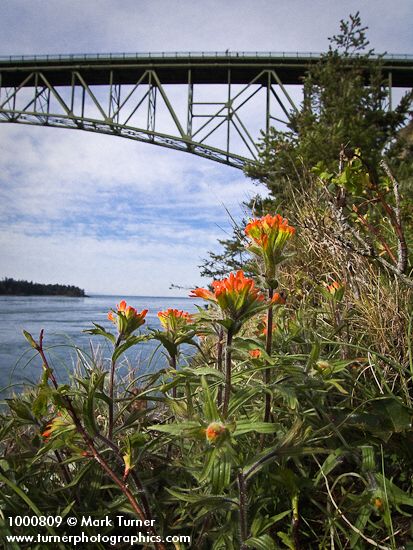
201;13;412;278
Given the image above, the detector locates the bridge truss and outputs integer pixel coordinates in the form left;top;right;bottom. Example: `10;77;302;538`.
0;52;411;168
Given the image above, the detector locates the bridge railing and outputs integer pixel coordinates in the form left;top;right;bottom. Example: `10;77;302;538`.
0;51;412;63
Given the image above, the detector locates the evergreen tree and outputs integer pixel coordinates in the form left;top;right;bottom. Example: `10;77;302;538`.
201;13;412;278
246;12;412;194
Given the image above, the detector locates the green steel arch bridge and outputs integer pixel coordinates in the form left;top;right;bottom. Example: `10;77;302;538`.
0;52;412;168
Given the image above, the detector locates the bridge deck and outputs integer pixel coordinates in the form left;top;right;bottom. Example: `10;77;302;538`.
1;52;412;87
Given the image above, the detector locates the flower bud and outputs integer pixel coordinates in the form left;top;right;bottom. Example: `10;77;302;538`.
373;497;383;510
205;422;227;443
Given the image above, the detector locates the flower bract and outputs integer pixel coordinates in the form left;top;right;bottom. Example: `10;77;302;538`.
153;308;196;359
205;421;227;443
108;300;148;338
245;214;295;284
190;270;267;330
323;280;345;301
42;412;74;440
158;309;193;332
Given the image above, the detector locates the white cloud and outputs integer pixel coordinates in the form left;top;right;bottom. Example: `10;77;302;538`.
1;1;412;54
0;226;224;296
0;123;263;294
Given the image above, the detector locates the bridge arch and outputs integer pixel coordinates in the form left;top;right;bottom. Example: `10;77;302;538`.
0;52;411;168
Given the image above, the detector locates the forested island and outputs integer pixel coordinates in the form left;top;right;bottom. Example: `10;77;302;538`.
0;277;86;297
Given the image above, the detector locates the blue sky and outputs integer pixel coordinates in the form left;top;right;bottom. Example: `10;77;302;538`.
1;0;412;296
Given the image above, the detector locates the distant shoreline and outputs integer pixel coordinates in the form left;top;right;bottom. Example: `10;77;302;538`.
0;293;90;297
0;278;86;298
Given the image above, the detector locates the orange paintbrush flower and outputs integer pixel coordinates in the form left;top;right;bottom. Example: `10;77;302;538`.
323;280;345;301
191;288;215;300
205;421;227;443
42;413;73;440
158;309;193;331
245;214;295;246
373;497;383;510
245;214;295;285
257;313;280;337
249;348;262;358
108;300;148;337
42;425;53;439
271;291;287;305
190;270;266;327
326;281;341;294
153;308;196;363
118;300;127;312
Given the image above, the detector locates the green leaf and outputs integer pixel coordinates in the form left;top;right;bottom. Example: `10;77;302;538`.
187;367;225;380
325;378;348;394
227;388;262;416
0;471;66;549
216;318;237;331
60;500;77;518
32;386;51;418
253;510;292;537
380;398;412;433
377;473;413;507
121;407;155;430
83;385;100;437
349;507;371;548
277;531;294;550
361;445;376;473
305;341;320;371
348;398;412;438
200;447;218;481
273;385;298;410
57;461;94;490
201;376;220;421
166;397;188;418
234;420;277;436
151;331;177;359
243;420;314;479
6;398;36;422
210;452;232;492
232;336;271;362
166;487;236;506
23;329;39;349
148;421;203;438
84;323;116;344
112;334;148;363
314;449;346;485
245;535;277;550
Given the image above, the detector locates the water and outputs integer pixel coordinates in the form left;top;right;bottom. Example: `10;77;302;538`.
0;295;201;393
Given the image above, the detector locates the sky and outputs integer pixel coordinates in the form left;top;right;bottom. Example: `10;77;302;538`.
1;0;412;296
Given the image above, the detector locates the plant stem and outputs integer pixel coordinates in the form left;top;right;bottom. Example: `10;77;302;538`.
108;335;122;440
95;433;153;523
330;199;413;288
53;449;72;486
186;382;193;418
380;160;408;274
216;326;224;407
165;352;178;461
238;470;249;549
169;353;177;398
222;329;233;417
264;288;274;423
291;493;301;550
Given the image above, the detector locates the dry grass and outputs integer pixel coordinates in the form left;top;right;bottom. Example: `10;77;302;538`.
275;181;412;373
